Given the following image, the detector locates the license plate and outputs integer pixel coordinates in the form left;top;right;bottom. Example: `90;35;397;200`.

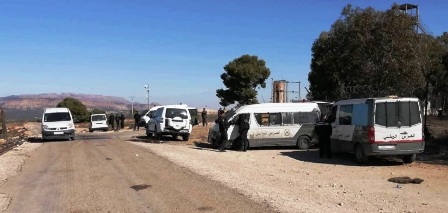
54;132;64;135
378;145;396;150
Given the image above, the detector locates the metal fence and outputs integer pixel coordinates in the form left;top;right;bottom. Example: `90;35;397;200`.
0;108;6;140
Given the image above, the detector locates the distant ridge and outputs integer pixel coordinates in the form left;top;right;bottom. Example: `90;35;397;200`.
0;93;156;111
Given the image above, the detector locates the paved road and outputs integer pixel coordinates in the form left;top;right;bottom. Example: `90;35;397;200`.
0;132;275;213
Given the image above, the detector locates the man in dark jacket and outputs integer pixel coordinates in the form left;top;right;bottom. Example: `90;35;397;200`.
201;108;207;127
120;113;125;129
109;113;115;130
238;114;250;152
216;109;228;152
115;113;120;131
133;111;141;131
315;120;332;159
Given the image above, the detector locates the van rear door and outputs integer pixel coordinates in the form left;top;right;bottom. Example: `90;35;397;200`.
374;99;422;148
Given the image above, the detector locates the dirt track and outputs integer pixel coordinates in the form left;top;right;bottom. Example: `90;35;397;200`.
0;124;447;213
0;131;274;213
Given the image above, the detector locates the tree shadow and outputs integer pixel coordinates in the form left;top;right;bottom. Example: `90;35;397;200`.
279;149;405;167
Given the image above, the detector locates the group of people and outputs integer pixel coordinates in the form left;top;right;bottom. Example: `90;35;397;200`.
215;109;249;152
108;113;125;131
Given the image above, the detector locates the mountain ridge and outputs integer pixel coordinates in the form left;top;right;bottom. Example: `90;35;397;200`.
0;93;150;111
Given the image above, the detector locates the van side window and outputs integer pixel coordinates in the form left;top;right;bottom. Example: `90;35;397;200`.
269;113;282;125
255;113;270;126
339;105;353;125
292;112;317;124
282;112;293;125
255;113;281;126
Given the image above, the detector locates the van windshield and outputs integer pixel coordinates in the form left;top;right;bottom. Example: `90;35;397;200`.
91;115;106;121
44;112;72;122
375;101;421;127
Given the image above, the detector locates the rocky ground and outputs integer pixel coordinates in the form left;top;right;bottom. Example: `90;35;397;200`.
0;119;447;212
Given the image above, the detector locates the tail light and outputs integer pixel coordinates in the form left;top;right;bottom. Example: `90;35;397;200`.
368;127;375;143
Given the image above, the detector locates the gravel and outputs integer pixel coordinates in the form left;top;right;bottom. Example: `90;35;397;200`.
130;141;448;213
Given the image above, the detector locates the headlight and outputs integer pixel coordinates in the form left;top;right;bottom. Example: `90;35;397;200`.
42;125;49;130
68;123;74;128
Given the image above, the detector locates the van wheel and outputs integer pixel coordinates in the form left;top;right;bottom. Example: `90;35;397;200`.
297;136;311;150
182;134;189;141
402;154;416;164
354;144;368;164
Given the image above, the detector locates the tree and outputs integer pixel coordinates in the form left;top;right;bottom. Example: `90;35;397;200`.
309;4;439;101
91;108;106;115
216;54;271;107
57;97;89;122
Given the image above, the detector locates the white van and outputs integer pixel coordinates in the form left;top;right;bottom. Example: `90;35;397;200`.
146;105;192;141
89;114;108;132
327;97;424;164
41;107;76;141
208;102;321;150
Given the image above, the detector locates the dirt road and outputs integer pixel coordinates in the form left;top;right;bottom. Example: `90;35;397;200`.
0;132;275;213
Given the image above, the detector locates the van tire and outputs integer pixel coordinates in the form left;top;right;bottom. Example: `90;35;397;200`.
182;134;189;141
297;136;311;150
354;144;368;164
402;154;416;164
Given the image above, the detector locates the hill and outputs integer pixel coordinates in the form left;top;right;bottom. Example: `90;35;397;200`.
0;93;156;121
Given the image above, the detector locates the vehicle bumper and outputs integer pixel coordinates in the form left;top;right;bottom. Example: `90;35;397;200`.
363;141;425;156
161;128;190;135
90;127;109;131
42;129;75;139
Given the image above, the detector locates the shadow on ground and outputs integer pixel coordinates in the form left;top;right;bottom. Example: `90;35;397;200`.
128;135;187;145
279;149;406;167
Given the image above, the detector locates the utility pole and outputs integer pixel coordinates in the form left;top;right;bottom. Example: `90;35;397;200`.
144;84;150;111
129;96;135;115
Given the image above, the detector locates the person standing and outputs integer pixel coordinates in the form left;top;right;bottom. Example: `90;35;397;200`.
120;113;125;129
217;109;229;152
201;107;208;127
315;119;332;159
238;114;250;152
109;113;115;130
133;111;141;131
115;113;120;131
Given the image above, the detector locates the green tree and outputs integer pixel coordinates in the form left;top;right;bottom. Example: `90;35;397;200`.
308;4;439;101
57;97;89;122
91;108;106;115
216;54;271;107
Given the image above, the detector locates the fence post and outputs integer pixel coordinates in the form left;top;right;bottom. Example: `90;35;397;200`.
0;108;6;140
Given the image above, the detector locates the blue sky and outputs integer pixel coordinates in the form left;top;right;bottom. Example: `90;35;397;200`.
1;0;447;109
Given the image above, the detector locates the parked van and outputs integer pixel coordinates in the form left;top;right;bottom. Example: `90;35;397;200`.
89;114;108;132
327;97;424;164
146;104;192;141
208;102;321;150
41;107;76;141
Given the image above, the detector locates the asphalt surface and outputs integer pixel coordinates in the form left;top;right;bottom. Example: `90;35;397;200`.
0;131;275;213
